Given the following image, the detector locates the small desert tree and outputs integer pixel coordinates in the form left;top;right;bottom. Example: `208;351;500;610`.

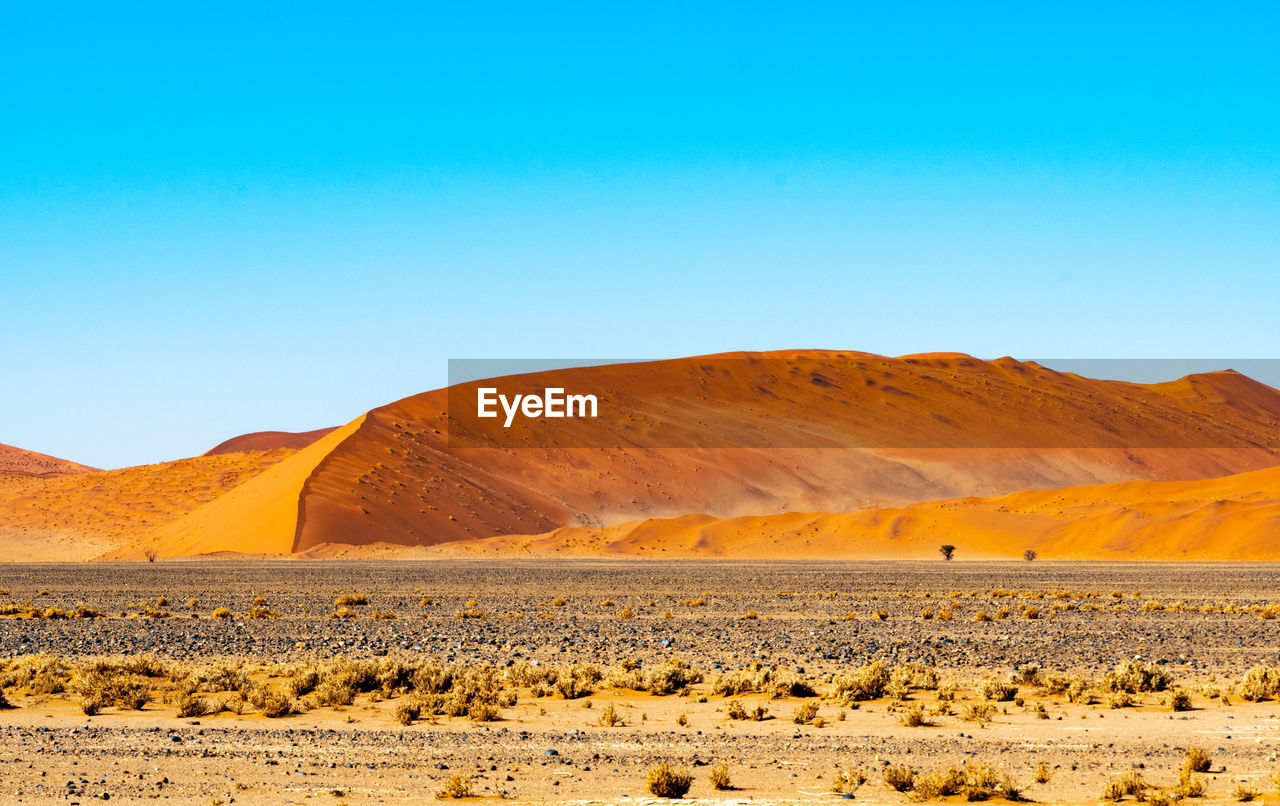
939;544;956;561
1023;549;1037;562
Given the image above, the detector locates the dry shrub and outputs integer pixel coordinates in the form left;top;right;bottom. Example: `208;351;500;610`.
1104;660;1172;693
884;764;915;792
334;593;368;606
607;658;701;696
71;669;151;711
897;703;930;727
251;688;295;718
1167;688;1193;711
553;665;600;699
1240;665;1280;701
832;661;889;702
892;661;939;692
725;700;768;721
710;663;810;698
908;767;965;801
595;702;628;726
792;701;819;724
1040;671;1090;698
1177;770;1206;798
79;692;105;715
189;661;250;694
961;763;1022;801
468;700;500;722
1232;784;1260;802
646;763;693;798
436;773;474;799
977;678;1018;702
708;762;732;790
210;608;231;619
175;694;211;718
394;699;420;725
961;703;995;725
1184;746;1212;774
1010;664;1042;685
1108;690;1136;709
831;767;867;794
1102;771;1148;801
1034;763;1050;784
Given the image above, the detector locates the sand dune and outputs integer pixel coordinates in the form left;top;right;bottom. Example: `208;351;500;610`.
9;350;1280;561
103;417;366;558
285;352;1280;554
0;450;294;561
0;442;96;477
441;464;1280;561
123;351;1280;559
203;427;337;456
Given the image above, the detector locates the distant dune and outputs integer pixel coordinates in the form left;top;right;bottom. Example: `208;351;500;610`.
99;350;1280;560
0;449;294;561
0;442;97;477
204;427;337;456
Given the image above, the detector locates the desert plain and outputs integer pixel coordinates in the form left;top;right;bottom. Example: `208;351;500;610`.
2;559;1280;804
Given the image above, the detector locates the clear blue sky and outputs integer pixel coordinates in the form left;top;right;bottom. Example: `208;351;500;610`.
2;2;1277;469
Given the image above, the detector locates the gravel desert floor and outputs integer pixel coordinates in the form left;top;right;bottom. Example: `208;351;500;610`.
2;560;1280;805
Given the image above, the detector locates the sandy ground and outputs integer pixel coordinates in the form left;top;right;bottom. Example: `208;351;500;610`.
1;560;1280;804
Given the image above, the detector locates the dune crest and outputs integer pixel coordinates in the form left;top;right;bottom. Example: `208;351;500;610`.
204;427;338;456
0;442;97;477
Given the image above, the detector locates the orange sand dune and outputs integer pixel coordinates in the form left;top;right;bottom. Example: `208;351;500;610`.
0;442;97;477
12;350;1280;561
0;449;295;561
104;417;366;558
287;352;1280;553
126;350;1280;559
426;464;1280;561
204;427;337;456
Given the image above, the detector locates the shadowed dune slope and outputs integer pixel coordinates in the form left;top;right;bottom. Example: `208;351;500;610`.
457;464;1280;561
204;427;337;456
288;351;1280;553
0;442;97;477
